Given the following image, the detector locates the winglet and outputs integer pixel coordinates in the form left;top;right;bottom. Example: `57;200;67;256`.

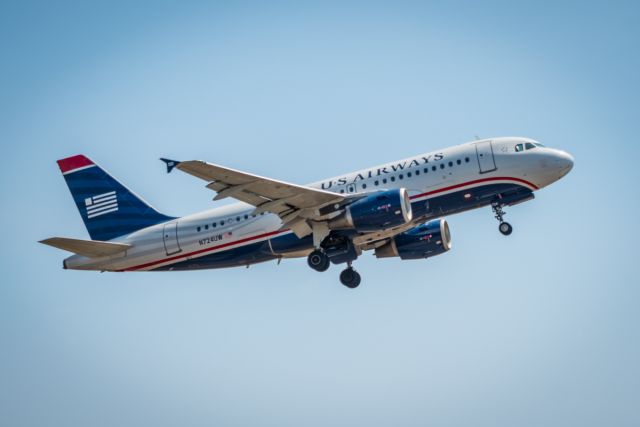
160;158;181;174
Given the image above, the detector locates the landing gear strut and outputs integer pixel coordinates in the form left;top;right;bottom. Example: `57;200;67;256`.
339;262;361;289
307;249;330;272
492;203;513;236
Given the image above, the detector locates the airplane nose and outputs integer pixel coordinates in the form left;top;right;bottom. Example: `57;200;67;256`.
555;150;574;175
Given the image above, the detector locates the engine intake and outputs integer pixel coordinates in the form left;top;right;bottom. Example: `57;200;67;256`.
375;219;452;260
329;188;412;233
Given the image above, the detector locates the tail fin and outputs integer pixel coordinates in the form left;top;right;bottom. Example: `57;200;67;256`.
57;155;175;241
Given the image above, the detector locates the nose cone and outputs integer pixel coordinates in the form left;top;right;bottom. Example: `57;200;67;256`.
555;150;574;177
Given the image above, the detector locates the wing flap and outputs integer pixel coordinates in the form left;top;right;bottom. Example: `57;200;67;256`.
40;237;131;258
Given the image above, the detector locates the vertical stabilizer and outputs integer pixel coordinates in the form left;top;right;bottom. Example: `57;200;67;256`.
57;155;174;241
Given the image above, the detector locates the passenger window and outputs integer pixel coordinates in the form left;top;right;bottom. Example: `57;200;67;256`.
399;174;403;179
515;144;524;152
374;180;379;186
448;161;453;167
440;164;445;169
382;178;387;184
213;222;217;227
390;176;396;182
423;168;428;173
340;189;345;193
432;166;437;171
465;157;470;162
415;170;420;176
456;159;461;165
362;183;367;189
205;224;209;230
197;226;201;232
220;220;225;226
525;142;536;150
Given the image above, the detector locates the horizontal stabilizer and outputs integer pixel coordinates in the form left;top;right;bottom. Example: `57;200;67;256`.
39;237;131;258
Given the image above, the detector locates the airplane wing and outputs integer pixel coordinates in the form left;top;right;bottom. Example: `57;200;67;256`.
161;158;346;238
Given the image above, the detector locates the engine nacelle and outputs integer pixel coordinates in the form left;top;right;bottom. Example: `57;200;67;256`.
375;219;452;260
329;188;412;233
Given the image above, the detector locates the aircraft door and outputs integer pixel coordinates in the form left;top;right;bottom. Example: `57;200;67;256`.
475;140;497;173
162;221;181;256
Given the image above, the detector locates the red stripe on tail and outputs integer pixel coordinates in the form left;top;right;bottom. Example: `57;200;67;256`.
57;155;94;173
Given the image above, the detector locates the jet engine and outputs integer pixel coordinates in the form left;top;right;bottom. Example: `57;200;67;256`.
329;188;412;233
375;219;451;260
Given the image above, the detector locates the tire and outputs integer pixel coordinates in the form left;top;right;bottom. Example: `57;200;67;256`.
499;222;513;236
349;271;361;288
317;257;330;272
308;250;329;272
340;268;361;288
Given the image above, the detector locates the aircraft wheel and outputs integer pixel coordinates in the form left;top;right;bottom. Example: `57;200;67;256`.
339;267;361;289
307;250;330;272
499;222;513;236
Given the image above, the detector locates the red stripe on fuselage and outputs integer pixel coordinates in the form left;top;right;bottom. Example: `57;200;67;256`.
409;176;538;200
57;155;94;173
121;229;291;271
120;176;537;271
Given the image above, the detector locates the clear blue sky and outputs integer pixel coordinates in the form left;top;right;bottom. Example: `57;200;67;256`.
2;1;639;426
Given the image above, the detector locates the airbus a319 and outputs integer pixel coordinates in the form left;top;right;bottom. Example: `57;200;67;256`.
40;137;573;288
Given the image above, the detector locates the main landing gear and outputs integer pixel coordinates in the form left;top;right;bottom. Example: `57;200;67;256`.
307;249;330;272
339;262;361;289
306;250;361;289
492;202;513;236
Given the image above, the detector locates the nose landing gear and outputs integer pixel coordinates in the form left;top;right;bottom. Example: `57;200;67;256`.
492;203;513;236
498;221;513;236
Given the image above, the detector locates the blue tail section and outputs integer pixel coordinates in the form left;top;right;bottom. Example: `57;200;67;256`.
57;155;175;241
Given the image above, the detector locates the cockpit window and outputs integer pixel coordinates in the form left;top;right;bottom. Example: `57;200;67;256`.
534;142;545;147
525;142;536;150
515;143;524;152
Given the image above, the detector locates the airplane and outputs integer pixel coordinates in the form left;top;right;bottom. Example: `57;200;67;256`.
40;137;573;288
